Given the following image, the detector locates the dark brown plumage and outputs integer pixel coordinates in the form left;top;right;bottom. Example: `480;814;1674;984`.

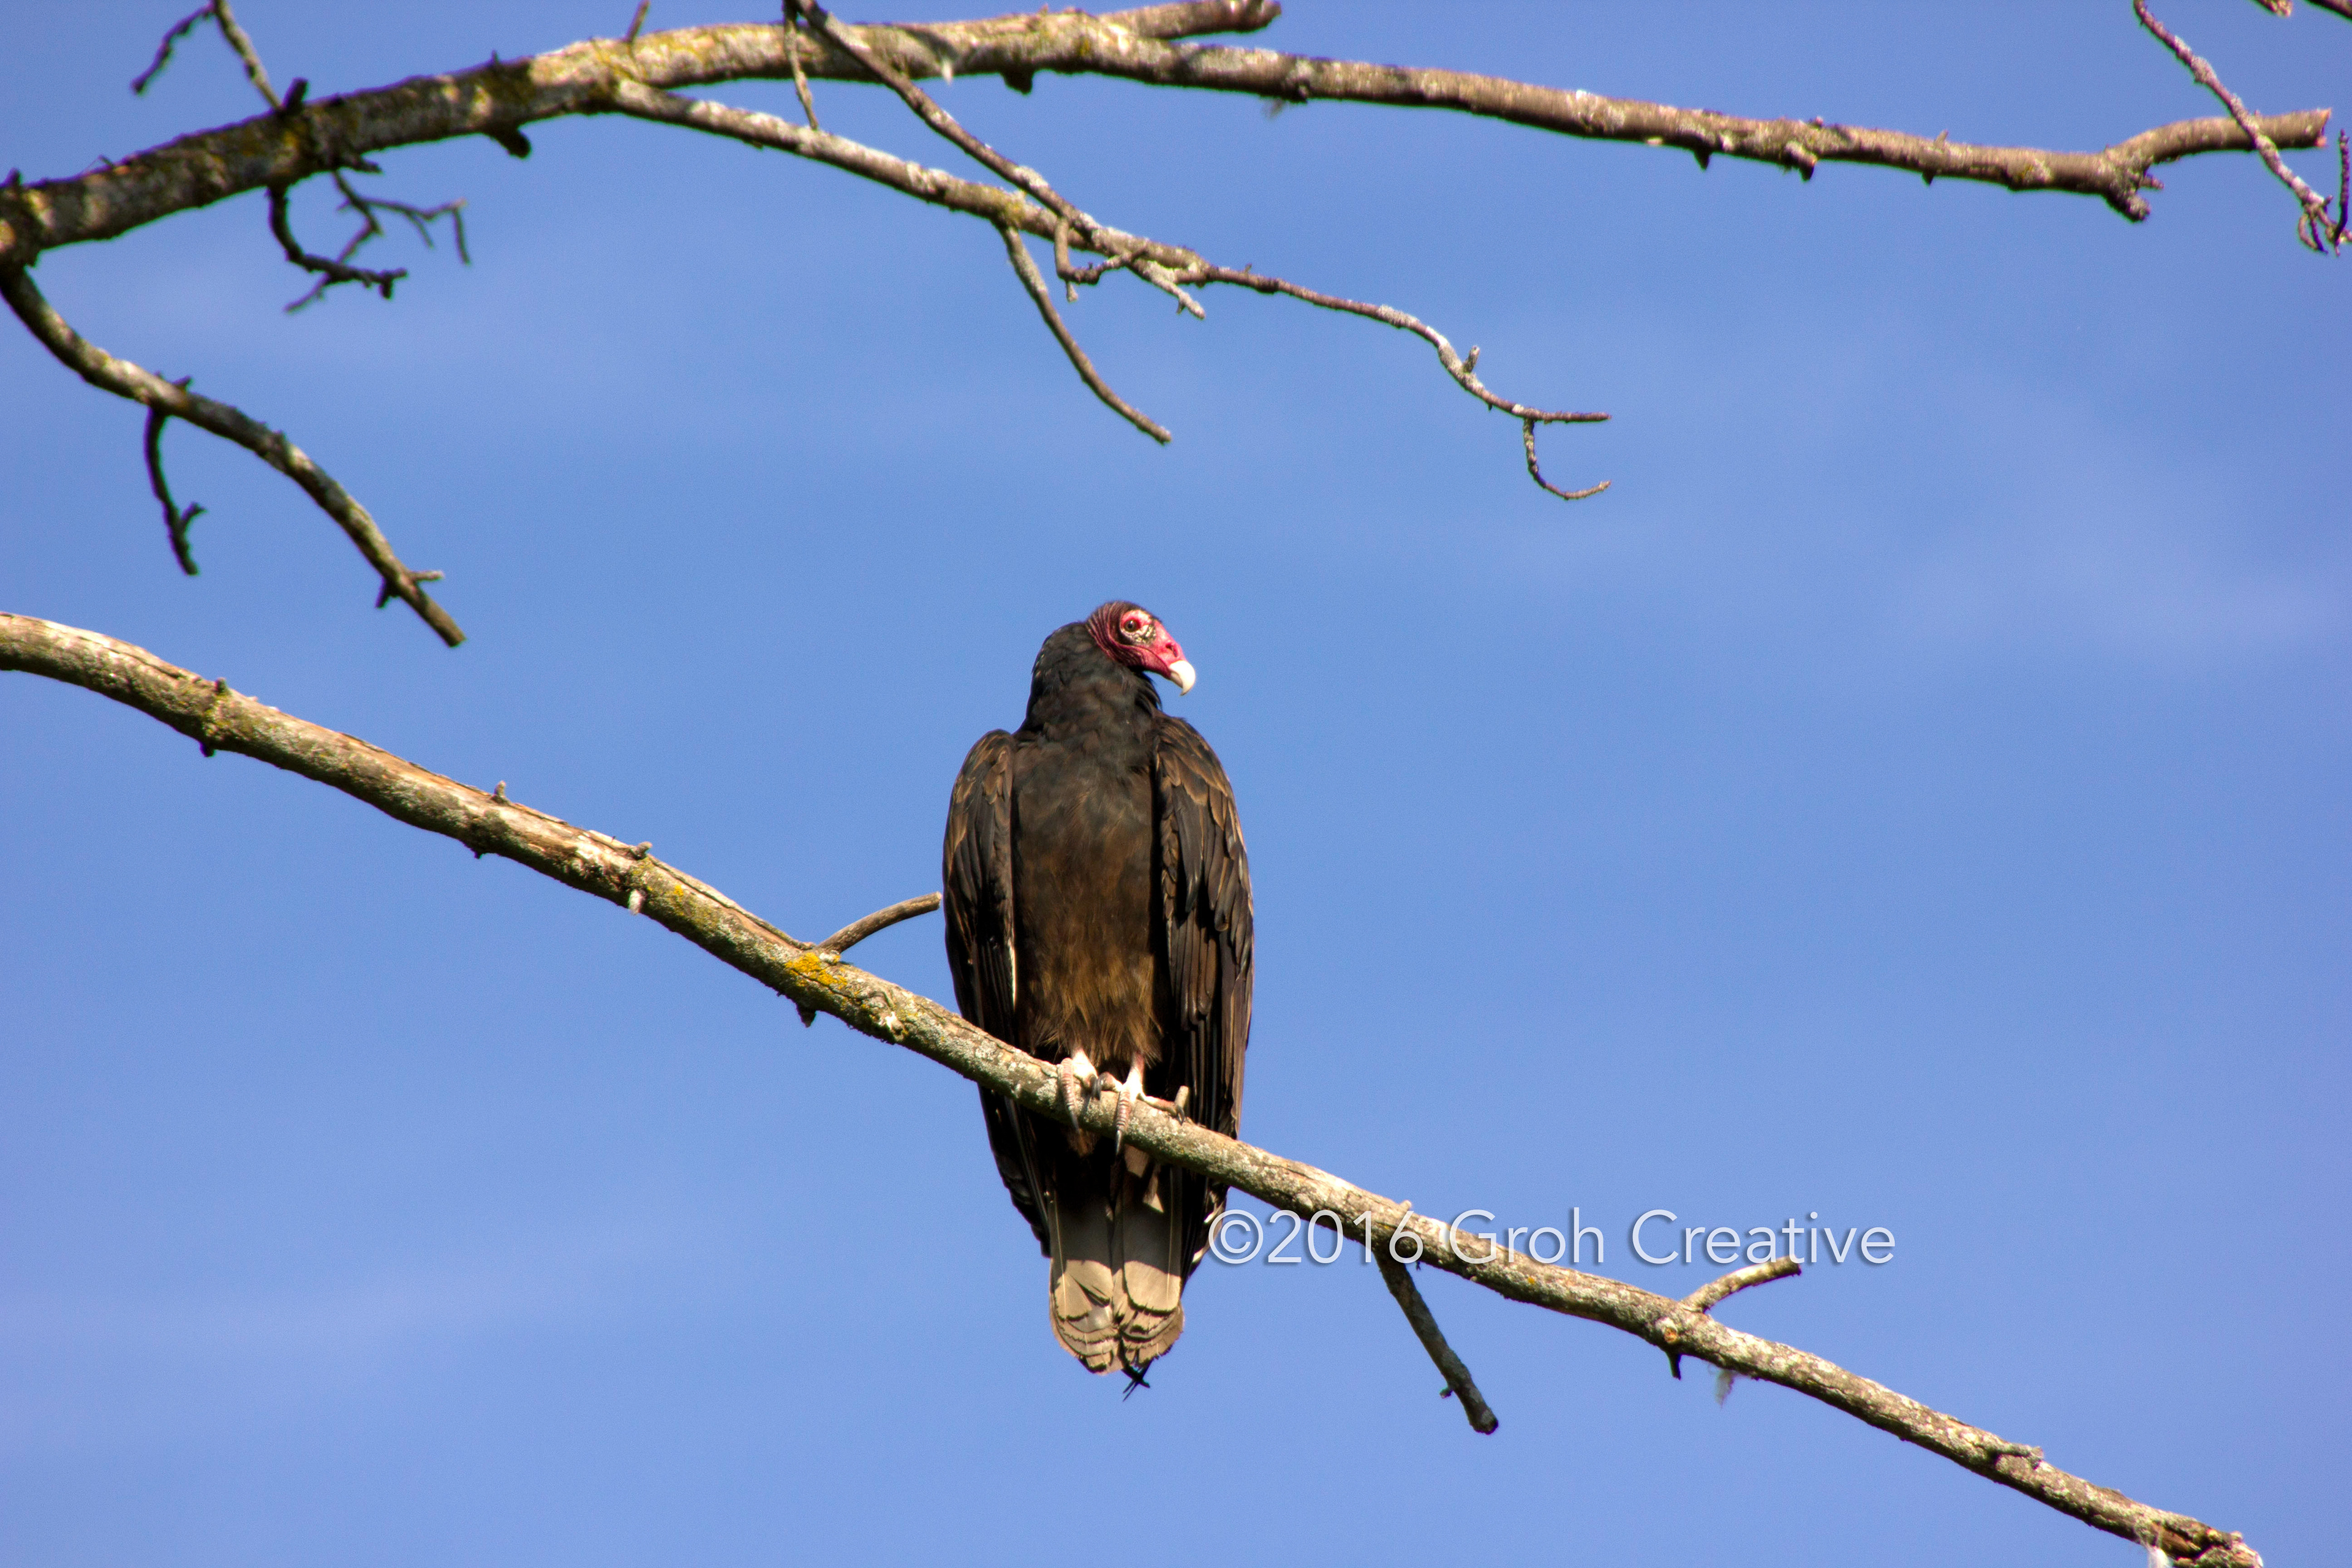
942;603;1252;1376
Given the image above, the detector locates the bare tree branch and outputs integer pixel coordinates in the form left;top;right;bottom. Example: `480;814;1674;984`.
206;0;282;110
267;183;405;301
817;892;943;955
142;390;205;577
784;13;823;132
0;268;462;644
1009;19;2331;223
1660;1257;1803;1381
796;892;943;1025
1523;415;1610;503
9;0;2323;594
608;80;1601;489
2137;0;2345;250
130;6;218;97
1683;1254;1803;1315
0;610;2269;1568
277;175;469;312
997;224;1171;442
1;4;2324;271
1375;1249;1499;1434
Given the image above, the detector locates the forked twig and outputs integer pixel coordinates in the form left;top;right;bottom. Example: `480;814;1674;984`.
998;225;1172;443
268;184;406;302
136;1;473;306
611;78;1605;494
0;265;462;644
281;175;469;312
142;389;205;576
810;5;1202;320
2136;0;2345;250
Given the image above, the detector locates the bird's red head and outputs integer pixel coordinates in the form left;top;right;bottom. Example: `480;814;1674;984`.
1087;601;1195;694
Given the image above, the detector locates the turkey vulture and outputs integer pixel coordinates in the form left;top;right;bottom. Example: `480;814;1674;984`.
942;602;1253;1376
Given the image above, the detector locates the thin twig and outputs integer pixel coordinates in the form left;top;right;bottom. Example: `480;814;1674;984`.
0;266;462;645
811;5;1200;316
268;185;406;301
811;6;1088;232
625;1;651;45
797;892;944;1023
783;4;823;131
282;175;468;311
1522;417;1610;502
134;1;472;302
996;224;1171;443
1375;1249;1499;1434
609;85;1596;488
141;388;204;576
1684;1255;1803;1314
130;5;217;96
1659;1256;1803;1378
209;0;281;108
2135;0;2341;250
818;892;943;954
0;609;2267;1568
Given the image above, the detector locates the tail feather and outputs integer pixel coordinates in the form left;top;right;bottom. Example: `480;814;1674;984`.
1048;1165;1186;1373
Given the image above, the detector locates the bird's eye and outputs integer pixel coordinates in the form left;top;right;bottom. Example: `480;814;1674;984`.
1121;615;1152;642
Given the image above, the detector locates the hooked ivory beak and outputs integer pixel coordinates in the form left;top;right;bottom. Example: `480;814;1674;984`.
1165;658;1196;695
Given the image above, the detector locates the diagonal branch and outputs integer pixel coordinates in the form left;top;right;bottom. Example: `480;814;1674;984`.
0;268;462;645
810;7;1107;257
608;83;1604;491
0;609;2267;1568
804;0;1600;479
1375;1249;1499;1434
130;6;219;97
2136;0;2344;249
996;224;1171;442
206;0;283;110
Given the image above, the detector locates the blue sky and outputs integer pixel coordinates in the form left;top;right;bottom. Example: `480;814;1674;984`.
4;2;2346;1564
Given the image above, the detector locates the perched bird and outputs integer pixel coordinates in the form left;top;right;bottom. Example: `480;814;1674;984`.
943;602;1253;1377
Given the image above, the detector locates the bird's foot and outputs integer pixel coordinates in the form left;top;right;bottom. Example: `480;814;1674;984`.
1111;1060;1145;1156
1058;1050;1098;1126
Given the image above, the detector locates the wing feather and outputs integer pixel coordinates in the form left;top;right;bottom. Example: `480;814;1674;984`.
944;733;1052;1253
1152;715;1254;1274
